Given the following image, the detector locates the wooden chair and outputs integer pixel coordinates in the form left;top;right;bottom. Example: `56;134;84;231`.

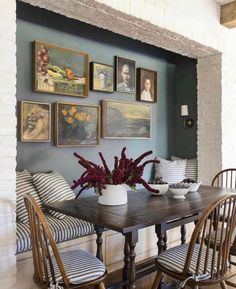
24;193;107;289
211;168;236;287
212;168;236;189
151;194;236;289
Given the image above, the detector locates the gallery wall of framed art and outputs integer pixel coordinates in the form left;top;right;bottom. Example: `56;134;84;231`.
16;2;197;185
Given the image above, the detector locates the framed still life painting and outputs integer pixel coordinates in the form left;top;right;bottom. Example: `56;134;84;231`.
102;99;151;139
33;41;89;97
137;68;157;103
115;56;136;94
20;101;51;142
90;62;114;93
55;102;100;147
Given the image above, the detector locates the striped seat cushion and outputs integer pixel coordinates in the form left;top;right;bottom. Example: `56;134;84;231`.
155;158;187;184
16;213;94;254
16;170;42;223
33;171;75;220
157;243;216;276
49;250;106;285
171;156;198;181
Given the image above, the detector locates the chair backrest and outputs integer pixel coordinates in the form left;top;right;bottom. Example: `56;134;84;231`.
183;194;236;280
212;169;236;189
24;193;70;287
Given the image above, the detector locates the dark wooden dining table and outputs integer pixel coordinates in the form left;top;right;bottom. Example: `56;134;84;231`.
45;185;235;289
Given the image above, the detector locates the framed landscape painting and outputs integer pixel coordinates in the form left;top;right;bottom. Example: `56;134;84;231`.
55;102;100;147
102;100;151;139
90;62;114;93
33;41;89;97
20;101;51;142
137;68;157;103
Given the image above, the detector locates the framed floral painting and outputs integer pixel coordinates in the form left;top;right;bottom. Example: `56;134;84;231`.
55;102;100;147
20;101;51;142
90;62;114;93
33;41;89;97
102;99;151;139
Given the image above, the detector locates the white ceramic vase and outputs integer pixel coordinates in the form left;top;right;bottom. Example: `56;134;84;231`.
98;184;128;206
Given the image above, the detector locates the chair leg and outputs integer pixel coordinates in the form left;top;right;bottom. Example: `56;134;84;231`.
220;281;228;289
226;279;236;287
151;271;162;289
97;282;106;289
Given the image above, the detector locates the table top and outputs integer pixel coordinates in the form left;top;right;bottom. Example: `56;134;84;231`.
45;186;235;234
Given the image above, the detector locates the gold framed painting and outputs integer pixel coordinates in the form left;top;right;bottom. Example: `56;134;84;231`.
102;99;152;139
137;68;157;103
90;62;114;93
33;41;89;97
55;102;100;147
20;101;51;142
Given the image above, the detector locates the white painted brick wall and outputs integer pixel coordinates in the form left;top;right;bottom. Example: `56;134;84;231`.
0;0;16;288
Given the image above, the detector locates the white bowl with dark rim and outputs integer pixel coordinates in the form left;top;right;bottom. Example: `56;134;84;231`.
148;184;169;195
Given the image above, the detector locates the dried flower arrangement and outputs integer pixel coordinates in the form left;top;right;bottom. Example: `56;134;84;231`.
72;147;160;197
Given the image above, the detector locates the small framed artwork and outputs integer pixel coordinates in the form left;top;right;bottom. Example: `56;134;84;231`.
55;102;100;147
137;68;157;103
115;56;136;94
33;41;89;97
102;99;151;139
90;62;114;93
20;101;51;142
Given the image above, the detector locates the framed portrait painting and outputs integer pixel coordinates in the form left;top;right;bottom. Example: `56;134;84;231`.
90;62;114;93
137;68;157;103
33;41;89;97
102;100;151;139
20;101;51;142
115;56;136;94
55;102;100;147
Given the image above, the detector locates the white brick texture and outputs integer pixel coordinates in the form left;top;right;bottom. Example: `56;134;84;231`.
0;0;16;288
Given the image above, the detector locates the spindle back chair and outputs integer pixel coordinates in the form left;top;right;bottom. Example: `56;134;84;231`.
212;169;236;189
152;194;236;289
24;193;106;289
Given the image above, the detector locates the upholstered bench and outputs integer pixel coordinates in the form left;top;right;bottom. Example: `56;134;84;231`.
16;170;95;255
16;213;94;254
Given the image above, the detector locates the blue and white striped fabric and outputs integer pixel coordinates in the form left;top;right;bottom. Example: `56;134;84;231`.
171;156;198;181
49;250;106;285
33;171;75;220
16;170;42;223
155;158;187;184
16;214;94;254
157;243;216;275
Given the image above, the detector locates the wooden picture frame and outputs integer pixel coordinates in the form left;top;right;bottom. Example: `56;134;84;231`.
20;101;51;142
136;68;157;103
115;56;136;94
102;99;152;139
90;62;114;93
55;102;100;147
33;41;89;97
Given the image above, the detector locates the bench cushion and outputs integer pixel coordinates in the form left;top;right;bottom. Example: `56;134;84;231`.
16;170;42;223
33;171;75;220
16;213;94;254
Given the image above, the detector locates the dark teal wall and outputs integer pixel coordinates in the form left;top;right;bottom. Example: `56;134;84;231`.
173;56;197;159
16;2;197;192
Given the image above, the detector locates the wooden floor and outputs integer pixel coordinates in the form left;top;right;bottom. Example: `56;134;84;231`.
106;271;236;289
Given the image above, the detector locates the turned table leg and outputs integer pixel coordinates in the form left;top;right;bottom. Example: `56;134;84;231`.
126;231;138;289
181;224;186;244
95;225;105;262
122;234;130;287
155;224;167;289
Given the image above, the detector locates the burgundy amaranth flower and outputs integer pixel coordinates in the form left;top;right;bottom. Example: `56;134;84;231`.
72;147;160;197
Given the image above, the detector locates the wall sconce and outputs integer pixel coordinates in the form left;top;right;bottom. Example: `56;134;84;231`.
181;105;194;128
